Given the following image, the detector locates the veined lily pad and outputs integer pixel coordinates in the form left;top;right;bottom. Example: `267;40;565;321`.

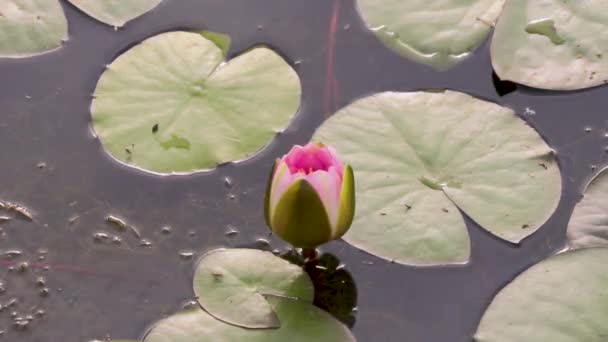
193;249;314;329
67;0;163;28
91;31;301;174
475;248;608;341
491;0;608;90
313;90;561;265
355;0;505;69
143;296;355;342
0;0;68;58
567;167;608;249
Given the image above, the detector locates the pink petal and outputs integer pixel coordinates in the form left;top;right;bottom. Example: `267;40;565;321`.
270;161;301;215
304;166;342;230
282;143;344;177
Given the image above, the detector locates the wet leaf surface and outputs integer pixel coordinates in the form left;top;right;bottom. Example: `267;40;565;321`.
492;0;608;90
66;0;163;27
355;0;505;69
567;167;608;248
144;296;356;342
475;248;608;342
193;248;314;328
91;31;301;174
313;90;561;265
0;0;67;58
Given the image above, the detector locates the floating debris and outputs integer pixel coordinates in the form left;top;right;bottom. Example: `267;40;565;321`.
35;277;46;287
93;232;110;243
106;215;143;239
13;317;30;330
17;262;29;273
223;176;233;188
68;215;80;225
36;162;47;169
161;226;172;234
181;300;198;309
256;238;270;247
523;107;536;116
4;298;18;308
129;225;142;239
0;216;10;223
139;239;153;248
224;225;238;237
1;250;22;259
105;215;127;231
179;251;194;260
1;202;34;221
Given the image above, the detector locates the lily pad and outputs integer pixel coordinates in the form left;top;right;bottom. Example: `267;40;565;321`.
67;0;163;28
313;90;561;265
567;167;608;249
491;0;608;90
143;296;355;342
0;0;68;58
475;248;608;341
193;249;314;329
355;0;505;69
91;31;300;174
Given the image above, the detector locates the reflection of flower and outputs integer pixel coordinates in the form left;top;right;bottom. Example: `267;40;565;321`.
264;143;355;248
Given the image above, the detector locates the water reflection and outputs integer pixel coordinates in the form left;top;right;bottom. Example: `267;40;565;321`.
282;250;358;328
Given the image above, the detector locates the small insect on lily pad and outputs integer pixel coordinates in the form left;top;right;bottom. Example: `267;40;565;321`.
355;0;505;69
193;249;314;329
567;167;608;249
475;248;608;341
491;0;608;90
66;0;163;28
143;296;356;342
0;0;68;58
313;90;561;265
91;31;301;174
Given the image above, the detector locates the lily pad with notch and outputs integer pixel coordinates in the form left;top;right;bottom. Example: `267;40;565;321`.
143;295;356;342
355;0;505;69
475;248;608;341
313;90;561;265
91;31;301;174
193;248;314;329
567;167;608;249
491;0;608;90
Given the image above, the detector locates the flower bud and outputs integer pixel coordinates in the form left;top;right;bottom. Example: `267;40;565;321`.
264;143;355;248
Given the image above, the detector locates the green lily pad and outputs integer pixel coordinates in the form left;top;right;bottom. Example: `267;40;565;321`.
475;248;608;341
0;0;68;58
67;0;163;28
313;90;561;265
143;296;355;342
91;31;300;174
491;0;608;90
567;167;608;249
193;249;314;329
355;0;505;69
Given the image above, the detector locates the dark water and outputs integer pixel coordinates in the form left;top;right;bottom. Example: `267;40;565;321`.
0;0;606;341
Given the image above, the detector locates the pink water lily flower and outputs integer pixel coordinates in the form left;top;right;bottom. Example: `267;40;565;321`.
264;142;355;248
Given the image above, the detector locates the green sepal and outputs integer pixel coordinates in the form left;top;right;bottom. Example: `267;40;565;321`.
264;160;279;229
271;179;333;248
200;31;231;58
335;164;355;238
